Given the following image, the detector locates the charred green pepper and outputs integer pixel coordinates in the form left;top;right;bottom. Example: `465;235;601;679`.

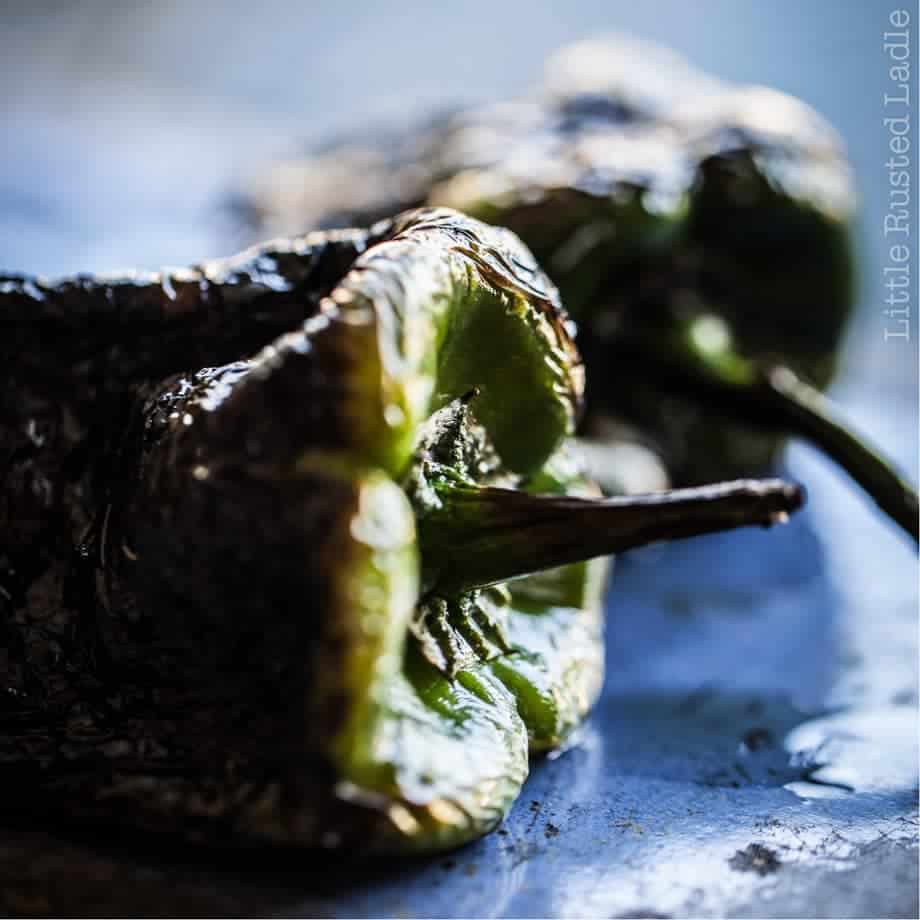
1;208;803;850
239;37;916;542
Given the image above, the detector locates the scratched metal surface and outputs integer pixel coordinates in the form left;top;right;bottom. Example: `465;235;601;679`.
1;2;917;917
0;424;915;919
0;451;915;918
316;436;920;919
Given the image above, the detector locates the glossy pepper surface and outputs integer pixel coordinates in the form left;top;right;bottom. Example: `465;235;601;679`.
1;208;804;850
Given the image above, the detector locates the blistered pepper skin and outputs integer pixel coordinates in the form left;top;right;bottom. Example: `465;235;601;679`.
0;208;805;851
0;209;590;849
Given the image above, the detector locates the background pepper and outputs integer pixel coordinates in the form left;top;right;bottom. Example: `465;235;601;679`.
235;37;916;542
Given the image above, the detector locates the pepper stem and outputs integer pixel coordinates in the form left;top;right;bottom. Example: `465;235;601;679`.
420;478;804;595
609;320;918;544
757;365;918;542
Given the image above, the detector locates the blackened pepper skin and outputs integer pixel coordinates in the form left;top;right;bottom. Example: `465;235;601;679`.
0;229;377;712
0;208;803;851
0;226;375;559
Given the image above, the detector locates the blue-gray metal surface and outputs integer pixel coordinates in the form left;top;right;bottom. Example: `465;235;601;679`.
300;433;919;919
1;440;915;917
256;397;918;919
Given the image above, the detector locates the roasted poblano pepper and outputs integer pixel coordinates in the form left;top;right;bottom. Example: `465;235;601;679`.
1;208;804;850
239;37;917;542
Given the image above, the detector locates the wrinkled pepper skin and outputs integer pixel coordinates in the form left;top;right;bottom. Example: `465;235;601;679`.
0;208;803;850
0;208;597;849
240;36;856;485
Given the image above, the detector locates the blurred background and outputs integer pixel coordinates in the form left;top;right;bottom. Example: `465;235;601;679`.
1;2;917;917
2;0;915;537
1;0;916;404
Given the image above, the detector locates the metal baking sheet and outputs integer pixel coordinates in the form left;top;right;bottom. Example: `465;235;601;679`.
1;380;915;919
1;3;916;916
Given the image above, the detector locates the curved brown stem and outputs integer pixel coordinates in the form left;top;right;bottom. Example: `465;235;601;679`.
758;365;918;542
608;329;919;545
